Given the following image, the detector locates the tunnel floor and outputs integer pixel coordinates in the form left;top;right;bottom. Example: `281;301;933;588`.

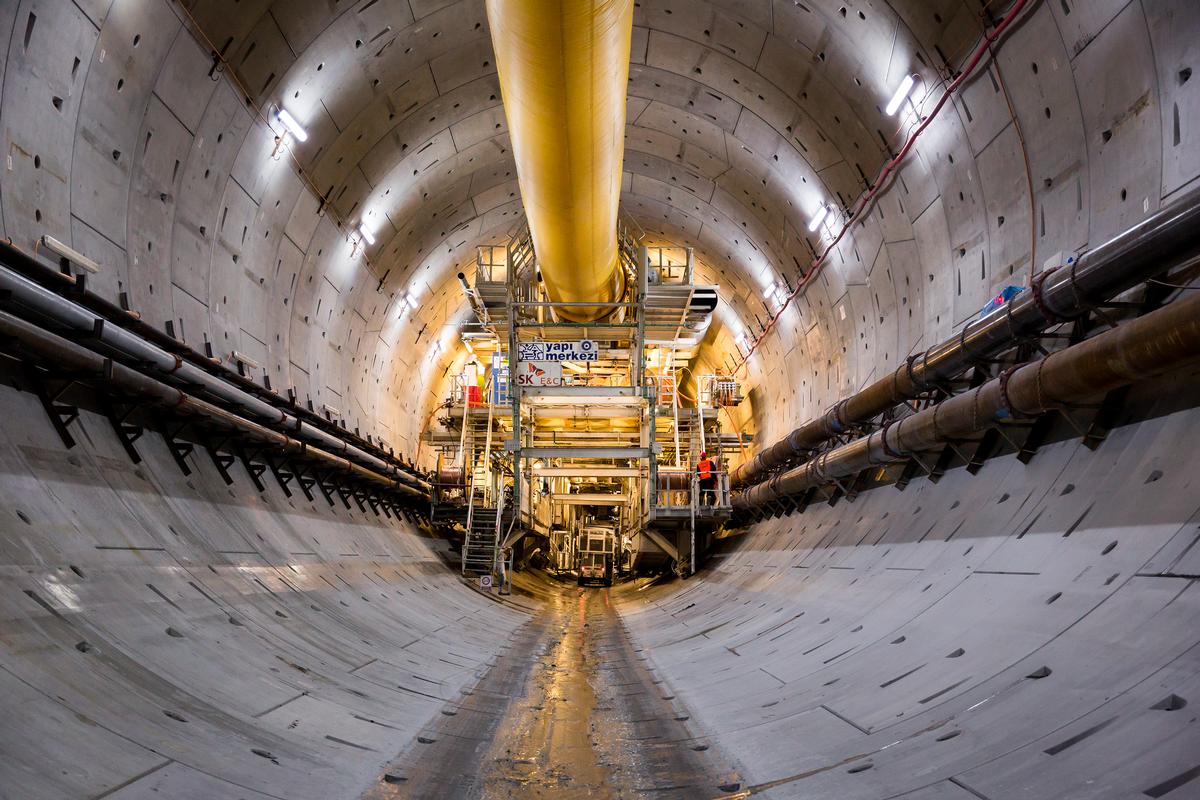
367;576;741;798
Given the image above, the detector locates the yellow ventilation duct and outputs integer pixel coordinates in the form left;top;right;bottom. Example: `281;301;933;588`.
485;0;633;322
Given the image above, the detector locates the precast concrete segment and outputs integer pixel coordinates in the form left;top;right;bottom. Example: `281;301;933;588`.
620;393;1200;799
737;290;1200;508
369;577;741;798
485;0;633;322
0;384;528;799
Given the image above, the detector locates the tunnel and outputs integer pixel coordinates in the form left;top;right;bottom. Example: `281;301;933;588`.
2;0;1200;797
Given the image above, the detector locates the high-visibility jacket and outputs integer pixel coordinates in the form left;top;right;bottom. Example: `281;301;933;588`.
697;459;714;480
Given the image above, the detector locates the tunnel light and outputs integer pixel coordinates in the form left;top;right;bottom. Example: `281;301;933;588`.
765;283;789;310
41;235;100;273
230;350;261;370
276;108;308;142
808;204;829;233
358;223;376;246
885;74;916;116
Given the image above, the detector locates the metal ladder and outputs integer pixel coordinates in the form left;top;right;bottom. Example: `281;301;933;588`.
462;382;500;577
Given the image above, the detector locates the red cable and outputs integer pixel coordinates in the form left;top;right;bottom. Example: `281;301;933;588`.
733;0;1031;375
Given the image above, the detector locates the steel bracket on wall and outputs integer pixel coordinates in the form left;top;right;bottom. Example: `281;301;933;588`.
292;462;319;502
266;458;295;498
1080;385;1130;450
204;437;237;486
1015;412;1057;464
102;400;144;464
22;363;81;449
964;428;1002;473
164;423;195;476
238;447;269;493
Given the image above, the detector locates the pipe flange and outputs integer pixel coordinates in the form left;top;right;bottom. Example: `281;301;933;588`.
1030;265;1080;325
880;419;904;460
1030;357;1066;412
831;398;851;433
904;352;933;394
998;365;1033;419
809;451;828;485
958;318;982;363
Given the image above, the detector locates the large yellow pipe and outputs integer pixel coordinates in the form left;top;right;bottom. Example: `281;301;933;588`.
485;0;633;322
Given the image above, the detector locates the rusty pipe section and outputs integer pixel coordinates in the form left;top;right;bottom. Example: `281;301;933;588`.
732;184;1200;491
0;311;424;497
485;0;633;322
735;292;1200;509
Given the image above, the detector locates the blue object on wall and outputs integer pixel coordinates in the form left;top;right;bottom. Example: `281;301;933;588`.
979;285;1025;318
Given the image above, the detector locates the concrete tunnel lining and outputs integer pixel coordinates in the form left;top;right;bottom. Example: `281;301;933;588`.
2;0;1200;797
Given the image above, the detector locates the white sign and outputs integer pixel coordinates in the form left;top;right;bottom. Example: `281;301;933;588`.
514;360;563;387
517;340;598;362
479;575;493;589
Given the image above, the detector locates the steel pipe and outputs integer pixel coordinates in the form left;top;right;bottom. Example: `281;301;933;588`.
0;239;425;486
732;184;1200;490
0;311;423;496
485;0;633;322
735;291;1200;509
0;262;428;491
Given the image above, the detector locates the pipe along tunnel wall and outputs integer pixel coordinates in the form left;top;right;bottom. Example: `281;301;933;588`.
3;0;1200;798
3;323;1200;799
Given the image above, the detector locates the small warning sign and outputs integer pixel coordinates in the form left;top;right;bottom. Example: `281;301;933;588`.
479;575;493;589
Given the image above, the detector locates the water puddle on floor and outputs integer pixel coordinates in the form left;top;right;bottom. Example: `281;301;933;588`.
365;578;739;799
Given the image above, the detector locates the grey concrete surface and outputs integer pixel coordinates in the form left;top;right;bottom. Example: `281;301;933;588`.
1;1;1199;798
622;388;1200;798
0;388;530;799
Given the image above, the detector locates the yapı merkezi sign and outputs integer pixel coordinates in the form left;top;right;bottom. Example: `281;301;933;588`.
517;340;599;362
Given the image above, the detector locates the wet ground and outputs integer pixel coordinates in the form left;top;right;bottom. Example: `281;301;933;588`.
364;576;741;798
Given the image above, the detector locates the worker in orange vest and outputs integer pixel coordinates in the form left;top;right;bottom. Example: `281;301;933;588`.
697;451;717;506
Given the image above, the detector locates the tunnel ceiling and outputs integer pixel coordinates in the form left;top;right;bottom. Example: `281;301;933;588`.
2;0;1194;461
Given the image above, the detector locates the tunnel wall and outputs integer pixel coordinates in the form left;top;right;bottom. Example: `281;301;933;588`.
6;0;1198;460
0;386;528;799
2;1;1200;797
620;380;1200;798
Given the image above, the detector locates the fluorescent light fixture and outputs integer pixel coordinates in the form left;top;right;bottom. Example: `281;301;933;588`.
41;236;100;273
230;350;261;369
885;74;916;116
808;204;829;233
276;108;308;142
358;223;376;245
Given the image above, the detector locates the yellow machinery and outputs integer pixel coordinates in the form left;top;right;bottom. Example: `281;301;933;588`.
485;0;634;322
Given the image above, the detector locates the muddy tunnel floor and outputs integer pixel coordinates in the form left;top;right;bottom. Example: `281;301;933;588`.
364;577;741;798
